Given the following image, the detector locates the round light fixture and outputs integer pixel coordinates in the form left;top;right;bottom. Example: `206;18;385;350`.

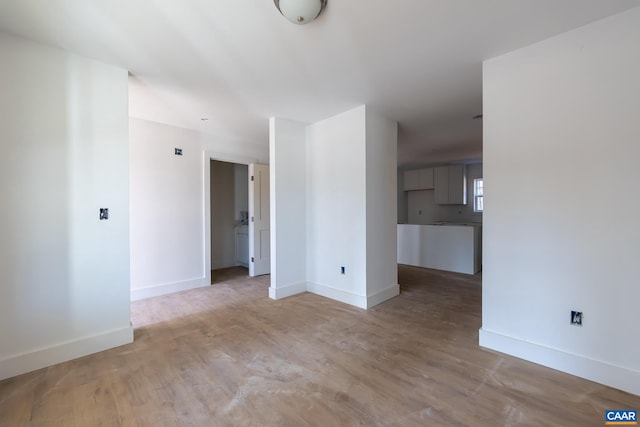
274;0;327;25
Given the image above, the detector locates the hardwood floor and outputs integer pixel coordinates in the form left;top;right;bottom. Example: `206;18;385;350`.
1;265;638;426
211;266;249;284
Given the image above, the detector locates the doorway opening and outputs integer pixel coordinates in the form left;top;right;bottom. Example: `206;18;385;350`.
210;160;249;284
205;153;270;285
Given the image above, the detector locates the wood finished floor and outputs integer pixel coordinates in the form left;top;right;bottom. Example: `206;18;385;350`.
211;266;249;284
1;265;638;426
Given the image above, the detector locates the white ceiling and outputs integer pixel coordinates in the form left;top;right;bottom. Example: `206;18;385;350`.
1;1;638;167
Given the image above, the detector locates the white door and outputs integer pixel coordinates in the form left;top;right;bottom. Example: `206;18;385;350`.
249;164;270;276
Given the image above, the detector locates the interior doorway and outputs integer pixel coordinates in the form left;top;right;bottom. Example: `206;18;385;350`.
210;160;249;283
204;153;270;285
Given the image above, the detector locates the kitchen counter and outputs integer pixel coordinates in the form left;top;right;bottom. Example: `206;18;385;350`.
397;223;482;274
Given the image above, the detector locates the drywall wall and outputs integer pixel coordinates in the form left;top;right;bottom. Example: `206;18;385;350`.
268;118;308;299
299;105;398;308
365;109;400;305
211;160;236;269
0;33;132;380
129;118;207;300
270;107;398;308
234;163;248;222
306;106;368;306
201;135;269;166
130;118;265;300
481;7;640;395
407;190;443;224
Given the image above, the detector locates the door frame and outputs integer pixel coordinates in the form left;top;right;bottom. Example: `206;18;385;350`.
204;151;259;284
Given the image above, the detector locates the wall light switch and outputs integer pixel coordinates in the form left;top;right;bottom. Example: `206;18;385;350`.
99;208;109;220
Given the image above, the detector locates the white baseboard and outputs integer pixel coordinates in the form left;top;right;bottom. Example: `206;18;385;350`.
367;284;400;308
269;281;306;300
131;277;209;301
270;282;399;309
307;282;367;309
0;326;133;381
479;328;640;396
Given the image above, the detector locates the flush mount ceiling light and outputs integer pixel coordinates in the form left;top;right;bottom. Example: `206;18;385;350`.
274;0;327;25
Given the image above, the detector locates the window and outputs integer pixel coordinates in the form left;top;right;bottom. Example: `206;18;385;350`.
473;178;483;212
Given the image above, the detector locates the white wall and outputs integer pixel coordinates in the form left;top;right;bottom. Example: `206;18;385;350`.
306;107;368;305
407;190;443;224
365;109;400;305
481;7;640;396
130;118;208;300
202;135;269;166
234;163;248;222
130;117;266;299
270;106;399;308
269;118;308;299
0;33;132;380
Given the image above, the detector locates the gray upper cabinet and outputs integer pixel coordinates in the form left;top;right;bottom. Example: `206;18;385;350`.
434;165;466;205
403;168;434;191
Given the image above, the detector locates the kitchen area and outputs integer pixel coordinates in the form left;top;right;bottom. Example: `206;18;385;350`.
398;163;482;275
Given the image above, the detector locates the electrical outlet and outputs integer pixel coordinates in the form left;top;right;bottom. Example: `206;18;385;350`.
570;310;583;326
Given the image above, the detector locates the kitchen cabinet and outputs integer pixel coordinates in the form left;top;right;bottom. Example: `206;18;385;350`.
434;165;466;205
403;168;434;191
398;223;482;274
